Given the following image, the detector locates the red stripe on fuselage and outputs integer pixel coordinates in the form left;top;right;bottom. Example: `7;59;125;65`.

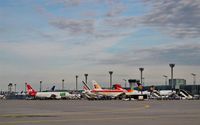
91;89;124;93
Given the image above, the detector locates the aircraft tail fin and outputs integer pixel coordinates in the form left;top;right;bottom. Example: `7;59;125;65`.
113;84;123;90
136;82;144;91
92;80;102;90
26;84;37;96
51;86;56;91
82;81;91;90
113;84;128;92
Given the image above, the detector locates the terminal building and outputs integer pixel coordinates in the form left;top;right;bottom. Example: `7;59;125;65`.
169;79;186;89
144;78;199;95
129;78;200;95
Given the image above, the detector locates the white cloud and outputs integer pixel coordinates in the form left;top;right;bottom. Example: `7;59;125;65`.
142;0;200;38
0;42;66;60
106;2;126;17
98;43;200;66
50;18;95;35
50;0;81;7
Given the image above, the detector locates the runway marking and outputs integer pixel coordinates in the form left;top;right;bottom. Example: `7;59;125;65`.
144;104;150;108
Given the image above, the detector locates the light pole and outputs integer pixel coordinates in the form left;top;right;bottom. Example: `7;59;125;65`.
139;68;144;84
8;83;12;93
191;73;196;85
62;79;64;90
169;64;175;91
14;84;16;93
123;79;127;88
109;71;113;89
76;75;78;91
25;82;27;93
142;77;145;85
163;75;168;85
84;74;88;84
40;81;42;92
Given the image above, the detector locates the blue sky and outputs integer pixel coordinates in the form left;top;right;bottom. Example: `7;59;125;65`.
0;0;200;91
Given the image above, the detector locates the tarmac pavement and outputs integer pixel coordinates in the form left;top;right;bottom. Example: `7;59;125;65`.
0;100;200;125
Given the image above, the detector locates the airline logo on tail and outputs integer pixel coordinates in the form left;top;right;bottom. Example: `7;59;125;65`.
136;82;144;91
92;80;102;90
113;84;123;90
83;86;89;91
113;84;128;92
27;84;37;96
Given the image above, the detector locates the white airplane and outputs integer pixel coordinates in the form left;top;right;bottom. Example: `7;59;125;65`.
82;81;126;100
26;84;80;99
82;82;101;100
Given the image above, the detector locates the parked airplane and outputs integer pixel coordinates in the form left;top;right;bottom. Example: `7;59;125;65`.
26;84;80;99
118;86;150;100
92;80;127;98
82;81;126;100
82;81;101;100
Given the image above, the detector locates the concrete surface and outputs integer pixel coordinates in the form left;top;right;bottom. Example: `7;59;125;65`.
0;100;200;125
